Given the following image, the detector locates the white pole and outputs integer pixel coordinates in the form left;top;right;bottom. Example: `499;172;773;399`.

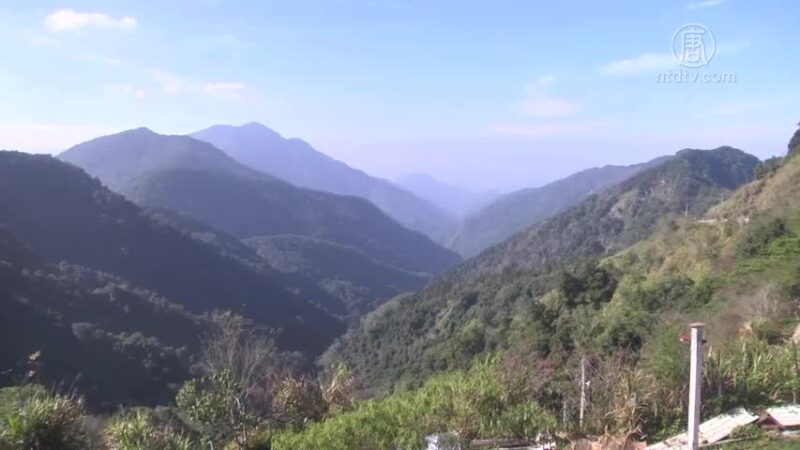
579;356;586;429
688;323;705;450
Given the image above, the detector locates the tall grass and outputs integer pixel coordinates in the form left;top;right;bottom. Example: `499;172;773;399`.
0;385;88;450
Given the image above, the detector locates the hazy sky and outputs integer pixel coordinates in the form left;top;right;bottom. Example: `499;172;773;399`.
0;0;797;191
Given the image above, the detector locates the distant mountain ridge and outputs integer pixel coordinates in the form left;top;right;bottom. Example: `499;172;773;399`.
58;129;460;316
191;123;457;242
59;128;460;276
395;173;497;218
460;147;759;276
448;156;672;257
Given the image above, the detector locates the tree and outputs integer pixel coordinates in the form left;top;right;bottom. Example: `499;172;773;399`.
177;312;278;449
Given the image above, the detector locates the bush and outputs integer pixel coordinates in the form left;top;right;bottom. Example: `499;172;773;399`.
272;360;556;450
104;410;194;450
728;423;767;441
755;157;785;179
0;385;88;450
737;218;790;258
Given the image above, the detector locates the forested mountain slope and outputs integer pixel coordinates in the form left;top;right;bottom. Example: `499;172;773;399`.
329;146;761;392
191;123;457;242
246;235;427;317
448;156;670;257
0;228;205;408
457;147;759;276
0;151;343;354
60;128;460;277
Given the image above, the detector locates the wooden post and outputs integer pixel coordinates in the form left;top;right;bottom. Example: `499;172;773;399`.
688;323;705;450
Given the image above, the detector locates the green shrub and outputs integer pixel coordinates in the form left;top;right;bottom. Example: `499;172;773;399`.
104;410;194;450
0;385;88;450
737;217;790;258
271;360;556;450
729;423;767;440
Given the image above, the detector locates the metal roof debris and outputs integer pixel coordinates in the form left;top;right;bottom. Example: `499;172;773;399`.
762;405;800;429
646;408;758;449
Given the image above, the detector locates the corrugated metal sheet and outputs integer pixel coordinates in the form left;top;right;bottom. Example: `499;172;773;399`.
766;405;800;428
646;408;758;449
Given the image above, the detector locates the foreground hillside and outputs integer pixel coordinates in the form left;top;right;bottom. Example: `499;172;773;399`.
330;146;761;391
191;122;457;242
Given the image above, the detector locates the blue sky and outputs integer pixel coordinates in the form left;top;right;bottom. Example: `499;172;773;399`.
0;0;797;191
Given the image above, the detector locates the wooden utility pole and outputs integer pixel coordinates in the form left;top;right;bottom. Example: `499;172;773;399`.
688;323;705;450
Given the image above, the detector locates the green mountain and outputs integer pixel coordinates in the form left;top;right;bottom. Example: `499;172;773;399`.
190;123;457;242
462;147;758;275
448;157;670;257
329;146;760;392
0;151;343;355
60;128;461;277
789;127;800;156
0;227;204;409
146;208;352;317
245;235;427;318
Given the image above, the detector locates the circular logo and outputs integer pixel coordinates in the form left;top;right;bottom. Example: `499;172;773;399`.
672;23;716;68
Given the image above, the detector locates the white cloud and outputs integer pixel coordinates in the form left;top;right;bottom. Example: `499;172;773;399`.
518;97;578;117
526;74;556;91
515;75;578;117
104;83;135;93
103;84;146;100
489;120;610;138
599;53;676;76
699;98;789;118
44;9;137;33
202;82;247;94
0;123;114;153
687;0;725;9
104;69;249;100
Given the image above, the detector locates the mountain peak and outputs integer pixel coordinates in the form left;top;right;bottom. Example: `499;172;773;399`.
789;127;800;157
120;126;157;137
58;127;251;191
240;121;271;130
